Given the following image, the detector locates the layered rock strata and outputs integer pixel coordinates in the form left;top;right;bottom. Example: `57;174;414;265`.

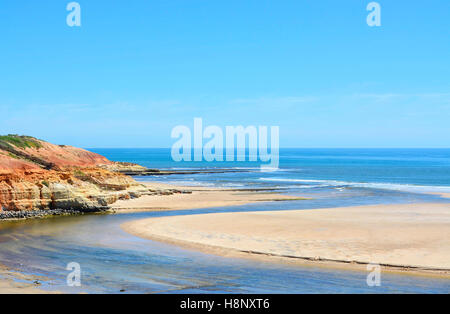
0;135;173;215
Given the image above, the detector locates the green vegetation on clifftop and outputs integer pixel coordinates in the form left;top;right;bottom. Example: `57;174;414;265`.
0;135;43;149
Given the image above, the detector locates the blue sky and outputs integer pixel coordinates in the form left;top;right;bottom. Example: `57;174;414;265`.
1;0;449;148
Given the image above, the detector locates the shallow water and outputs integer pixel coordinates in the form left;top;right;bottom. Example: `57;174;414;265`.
0;197;449;294
1;148;449;293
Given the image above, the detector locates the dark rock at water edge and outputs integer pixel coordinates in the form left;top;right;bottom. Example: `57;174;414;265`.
0;207;109;220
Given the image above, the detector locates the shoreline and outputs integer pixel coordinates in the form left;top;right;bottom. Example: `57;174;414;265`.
110;181;306;213
0;264;58;294
122;202;450;278
0;209;107;221
0;181;305;293
2;180;449;292
123;224;450;278
432;192;450;199
0;181;302;221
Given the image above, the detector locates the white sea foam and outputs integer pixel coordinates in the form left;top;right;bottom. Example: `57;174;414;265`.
258;177;450;193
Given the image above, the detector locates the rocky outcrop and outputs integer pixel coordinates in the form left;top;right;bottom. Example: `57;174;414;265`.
0;135;163;215
0;168;155;212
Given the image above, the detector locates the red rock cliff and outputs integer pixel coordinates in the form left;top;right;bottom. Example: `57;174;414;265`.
0;135;152;212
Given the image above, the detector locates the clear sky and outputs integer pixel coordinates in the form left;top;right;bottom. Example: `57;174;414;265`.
1;0;449;148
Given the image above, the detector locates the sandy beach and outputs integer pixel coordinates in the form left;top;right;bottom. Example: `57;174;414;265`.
0;181;303;293
111;182;304;213
0;264;56;294
123;202;450;276
2;180;449;293
434;193;450;199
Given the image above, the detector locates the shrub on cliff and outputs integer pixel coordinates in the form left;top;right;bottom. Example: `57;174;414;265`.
0;135;43;149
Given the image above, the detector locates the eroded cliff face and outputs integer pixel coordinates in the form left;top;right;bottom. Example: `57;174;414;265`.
0;135;155;213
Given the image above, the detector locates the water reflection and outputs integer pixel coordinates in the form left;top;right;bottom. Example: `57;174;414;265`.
0;191;449;294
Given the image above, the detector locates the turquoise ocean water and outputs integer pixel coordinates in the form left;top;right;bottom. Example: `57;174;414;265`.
92;148;450;207
0;148;449;293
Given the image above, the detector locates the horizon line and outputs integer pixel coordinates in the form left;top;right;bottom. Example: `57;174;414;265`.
84;147;450;150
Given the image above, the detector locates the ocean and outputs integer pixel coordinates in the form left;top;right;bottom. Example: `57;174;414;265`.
91;148;450;207
0;148;449;293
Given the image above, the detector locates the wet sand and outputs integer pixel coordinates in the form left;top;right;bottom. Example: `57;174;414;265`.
436;193;450;199
111;182;304;213
2;181;448;292
123;202;450;276
1;182;302;293
0;264;56;294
